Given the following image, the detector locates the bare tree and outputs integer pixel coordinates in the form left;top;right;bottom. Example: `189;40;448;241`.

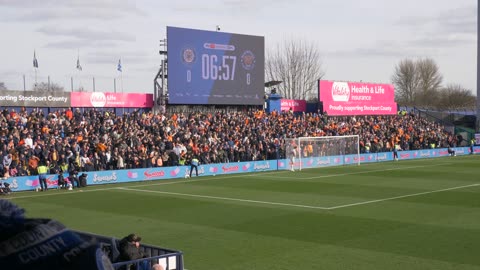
416;58;443;108
266;38;325;100
0;82;7;91
33;82;64;92
437;84;476;110
391;59;418;105
392;58;443;108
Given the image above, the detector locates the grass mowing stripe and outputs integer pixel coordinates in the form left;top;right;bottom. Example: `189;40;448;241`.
257;162;453;180
116;187;330;210
305;162;453;180
117;182;480;212
8;156;480;270
5;171;283;200
327;183;480;210
4;157;469;204
5;187;119;200
6;161;456;203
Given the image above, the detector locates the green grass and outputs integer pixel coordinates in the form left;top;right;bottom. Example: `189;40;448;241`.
8;155;480;270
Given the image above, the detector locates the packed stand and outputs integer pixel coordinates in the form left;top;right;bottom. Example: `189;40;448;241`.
0;107;458;177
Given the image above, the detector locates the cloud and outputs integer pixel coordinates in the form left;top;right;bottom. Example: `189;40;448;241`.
86;50;155;65
0;0;145;22
398;5;476;36
0;0;135;11
222;0;266;9
37;26;136;42
409;34;475;48
130;65;160;73
38;26;136;49
437;6;476;34
0;70;24;77
8;9;123;22
328;39;418;58
327;38;452;59
44;40;119;49
331;48;404;58
222;0;287;8
329;47;419;58
399;6;476;50
170;4;216;13
333;4;476;59
170;0;284;15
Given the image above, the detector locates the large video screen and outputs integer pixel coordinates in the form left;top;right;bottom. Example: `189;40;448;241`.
167;26;264;105
319;80;397;116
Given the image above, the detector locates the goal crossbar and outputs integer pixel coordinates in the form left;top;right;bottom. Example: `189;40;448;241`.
285;135;360;171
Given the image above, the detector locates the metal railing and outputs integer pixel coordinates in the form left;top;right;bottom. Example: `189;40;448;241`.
74;230;184;270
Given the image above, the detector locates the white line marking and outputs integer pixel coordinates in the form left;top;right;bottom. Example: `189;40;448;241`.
8;159;454;199
3;161;458;205
305;163;452;179
4;187;120;200
117;187;330;210
124;171;282;188
326;183;480;210
304;163;453;180
8;176;478;211
119;182;480;211
255;163;452;180
5;171;282;200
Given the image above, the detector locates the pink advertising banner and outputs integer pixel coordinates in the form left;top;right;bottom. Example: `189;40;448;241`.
280;99;307;112
70;92;153;108
319;80;397;115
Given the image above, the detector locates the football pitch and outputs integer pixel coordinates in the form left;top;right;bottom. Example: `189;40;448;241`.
8;155;480;270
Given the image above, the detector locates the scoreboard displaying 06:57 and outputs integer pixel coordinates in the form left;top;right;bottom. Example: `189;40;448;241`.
167;26;265;105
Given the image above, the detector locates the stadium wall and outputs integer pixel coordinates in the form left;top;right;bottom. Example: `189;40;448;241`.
5;147;479;192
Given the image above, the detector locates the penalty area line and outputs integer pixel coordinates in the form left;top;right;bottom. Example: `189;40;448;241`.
257;162;453;180
119;182;480;211
327;183;480;210
116;187;330;210
304;162;453;180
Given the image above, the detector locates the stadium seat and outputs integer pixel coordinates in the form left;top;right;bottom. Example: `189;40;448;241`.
110;238;121;263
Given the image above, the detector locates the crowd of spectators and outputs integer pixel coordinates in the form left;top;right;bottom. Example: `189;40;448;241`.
0;107;459;178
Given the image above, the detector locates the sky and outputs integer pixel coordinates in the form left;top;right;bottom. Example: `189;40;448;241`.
0;0;477;95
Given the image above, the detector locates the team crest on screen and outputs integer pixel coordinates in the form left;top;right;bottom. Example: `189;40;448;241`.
241;50;255;70
181;47;196;65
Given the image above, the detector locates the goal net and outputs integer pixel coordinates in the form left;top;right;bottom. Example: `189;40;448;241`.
284;135;360;171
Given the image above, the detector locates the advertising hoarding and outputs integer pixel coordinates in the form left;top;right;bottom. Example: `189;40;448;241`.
4;147;476;192
319;80;397;115
70;92;153;108
0;90;70;107
280;99;307;112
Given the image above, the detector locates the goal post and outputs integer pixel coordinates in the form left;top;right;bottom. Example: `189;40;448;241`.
284;135;360;171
